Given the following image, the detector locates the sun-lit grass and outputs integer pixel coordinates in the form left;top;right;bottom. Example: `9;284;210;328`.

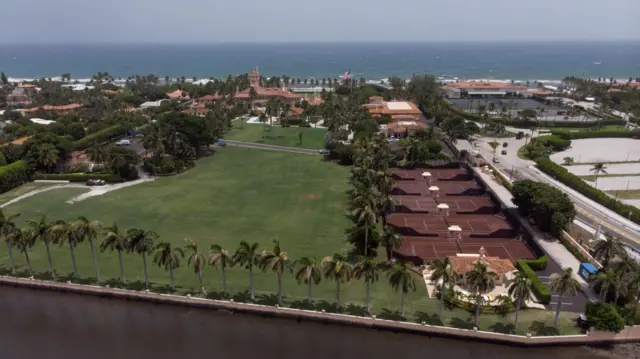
224;124;326;149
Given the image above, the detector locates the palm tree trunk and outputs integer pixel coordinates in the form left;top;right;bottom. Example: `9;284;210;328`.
439;283;444;321
475;293;482;328
307;279;313;304
117;249;125;283
142;252;149;289
44;240;55;280
336;280;341;309
221;265;227;295
386;246;392;262
553;294;563;328
364;226;369;257
401;290;406;317
366;280;371;314
198;269;206;296
633;293;640;322
249;265;254;300
514;298;521;333
169;263;175;290
5;240;15;275
277;272;283;304
88;238;100;281
69;242;78;277
23;250;33;276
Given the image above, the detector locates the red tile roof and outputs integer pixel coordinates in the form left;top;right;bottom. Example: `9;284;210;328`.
167;89;191;100
22;104;83;113
444;81;527;91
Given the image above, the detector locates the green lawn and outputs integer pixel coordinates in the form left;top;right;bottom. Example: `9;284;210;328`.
0;147;579;335
606;189;640;200
0;182;57;205
580;173;640;181
224;124;326;149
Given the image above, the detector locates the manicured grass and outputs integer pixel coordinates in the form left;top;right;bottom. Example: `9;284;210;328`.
0;147;579;335
224;124;326;149
566;160;640;166
0;182;59;205
606;189;640;200
580;173;640;181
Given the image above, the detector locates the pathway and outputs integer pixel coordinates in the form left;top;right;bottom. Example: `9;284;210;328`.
0;183;88;208
224;140;320;155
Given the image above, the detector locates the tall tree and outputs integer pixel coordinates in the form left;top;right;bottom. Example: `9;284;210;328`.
429;257;459;321
590;268;624;303
590;163;608;188
548;268;580;328
152;242;184;291
322;253;353;310
101;223;129;283
70;217;102;281
379;226;402;262
506;271;533;333
259;240;290;304
11;228;36;276
294;256;322;304
465;261;498;328
232;241;260;300
127;228;158;289
353;256;382;314
208;244;232;296
184;238;207;295
349;186;378;256
49;220;82;277
27;215;56;279
0;210;20;274
38;143;59;173
593;234;624;268
386;259;417;317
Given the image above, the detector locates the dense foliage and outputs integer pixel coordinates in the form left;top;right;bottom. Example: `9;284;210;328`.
515;259;551;304
34;173;123;183
512;180;576;235
585;302;626;333
74;125;123;150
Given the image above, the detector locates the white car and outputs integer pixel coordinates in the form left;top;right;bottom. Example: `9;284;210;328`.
116;139;131;146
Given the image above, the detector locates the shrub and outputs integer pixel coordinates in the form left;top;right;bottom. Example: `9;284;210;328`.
512;180;576;235
535;157;640;225
73;125;123;150
523;256;549;271
0;161;30;193
532;135;571;152
0;152;7;166
551;129;634;140
585;302;625;333
34;173;123;183
515;259;551;304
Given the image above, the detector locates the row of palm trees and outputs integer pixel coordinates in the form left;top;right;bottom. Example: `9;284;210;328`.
0;210;420;314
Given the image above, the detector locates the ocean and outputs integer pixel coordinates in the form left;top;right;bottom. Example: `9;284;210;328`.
0;41;638;82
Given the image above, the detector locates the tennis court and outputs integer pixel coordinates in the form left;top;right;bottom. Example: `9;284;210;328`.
449;98;565;116
394;195;495;214
387;213;513;237
396;235;535;262
390;168;472;182
391;180;483;197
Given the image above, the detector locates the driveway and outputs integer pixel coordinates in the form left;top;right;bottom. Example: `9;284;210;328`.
536;257;590;313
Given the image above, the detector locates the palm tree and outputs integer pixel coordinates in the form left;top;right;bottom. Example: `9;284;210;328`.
386;259;418;317
429;257;459;321
321;253;353;309
70;217;102;281
37;143;59;174
208;244;232;296
380;226;402;262
465;261;498;328
10;228;36;276
353;256;382;314
27;215;56;279
248;86;258;109
184;238;207;295
294;256;322;304
593;234;624;267
590;163;608;188
259;240;290;304
590;268;624;303
49;220;82;277
349;188;378;256
127;228;158;289
87;145;108;165
488;140;500;161
232;241;260;300
101;223;129;283
152;242;184;291
548;268;580;328
0;210;20;274
506;271;533;333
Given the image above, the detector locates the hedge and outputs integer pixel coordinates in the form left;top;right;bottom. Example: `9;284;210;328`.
522;255;549;271
73;125;124;150
515;259;551;304
535;157;640;225
34;173;124;183
558;233;590;264
586;302;626;333
0;160;30;194
551;129;633;140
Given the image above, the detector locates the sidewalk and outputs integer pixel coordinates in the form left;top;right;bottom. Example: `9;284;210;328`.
473;167;596;300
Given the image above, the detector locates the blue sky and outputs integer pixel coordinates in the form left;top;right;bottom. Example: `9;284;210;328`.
1;0;639;43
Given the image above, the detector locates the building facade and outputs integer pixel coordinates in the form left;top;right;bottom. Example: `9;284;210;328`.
442;81;528;99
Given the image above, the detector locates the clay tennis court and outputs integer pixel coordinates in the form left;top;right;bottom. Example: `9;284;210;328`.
396;236;535;262
387;213;514;236
391;180;483;196
390;168;472;181
394;195;495;214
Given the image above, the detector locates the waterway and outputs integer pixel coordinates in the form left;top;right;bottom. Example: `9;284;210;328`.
0;285;611;359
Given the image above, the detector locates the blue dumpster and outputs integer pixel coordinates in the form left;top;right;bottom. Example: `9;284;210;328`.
578;263;598;281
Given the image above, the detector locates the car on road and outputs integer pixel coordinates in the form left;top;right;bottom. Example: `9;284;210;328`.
515;132;524;139
502;142;508;147
492;157;500;163
577;314;591;329
116;139;131;146
215;140;227;147
86;179;106;186
501;150;507;155
318;149;330;155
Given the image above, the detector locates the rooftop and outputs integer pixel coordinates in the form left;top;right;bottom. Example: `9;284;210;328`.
449;251;516;277
443;81;527;90
22;104;83;113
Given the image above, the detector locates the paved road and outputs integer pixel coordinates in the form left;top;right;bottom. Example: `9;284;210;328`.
463;134;640;249
223;140;320;155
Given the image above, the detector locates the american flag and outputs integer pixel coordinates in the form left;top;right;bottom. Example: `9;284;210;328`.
343;70;351;80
